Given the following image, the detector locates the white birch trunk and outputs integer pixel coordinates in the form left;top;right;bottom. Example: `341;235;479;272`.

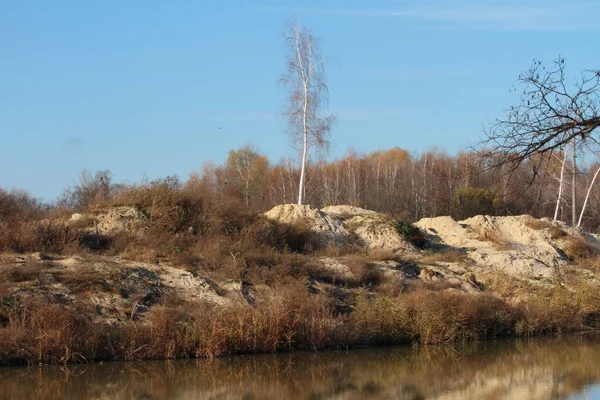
577;164;600;228
296;23;309;205
298;130;308;205
553;151;569;221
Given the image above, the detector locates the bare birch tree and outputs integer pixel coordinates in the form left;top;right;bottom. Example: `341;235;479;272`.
279;18;335;205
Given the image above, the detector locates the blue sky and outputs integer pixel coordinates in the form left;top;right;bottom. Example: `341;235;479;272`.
2;0;600;201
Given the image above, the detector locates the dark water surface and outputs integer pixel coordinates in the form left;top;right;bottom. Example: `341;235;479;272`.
1;335;600;400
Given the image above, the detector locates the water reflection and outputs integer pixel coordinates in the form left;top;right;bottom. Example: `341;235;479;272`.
1;335;600;400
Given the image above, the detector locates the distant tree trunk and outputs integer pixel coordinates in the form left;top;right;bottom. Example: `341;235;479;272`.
572;138;577;226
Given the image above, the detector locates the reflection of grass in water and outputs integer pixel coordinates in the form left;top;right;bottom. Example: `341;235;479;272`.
1;336;600;400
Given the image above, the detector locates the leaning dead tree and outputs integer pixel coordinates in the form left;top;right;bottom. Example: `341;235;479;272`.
279;18;335;205
481;56;600;225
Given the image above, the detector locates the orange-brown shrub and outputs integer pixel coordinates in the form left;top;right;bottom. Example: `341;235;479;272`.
0;221;81;254
0;301;98;365
563;236;593;261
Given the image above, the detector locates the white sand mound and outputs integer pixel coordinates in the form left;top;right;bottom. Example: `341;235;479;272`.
323;205;413;252
264;204;414;252
263;204;348;244
415;214;587;280
321;205;378;218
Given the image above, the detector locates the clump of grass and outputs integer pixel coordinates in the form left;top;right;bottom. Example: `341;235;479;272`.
573;256;600;273
420;248;470;265
525;218;554;231
525;218;567;239
563;236;593;261
481;272;527;299
550;226;567;239
102;283;344;360
365;249;399;262
53;265;115;294
407;277;463;292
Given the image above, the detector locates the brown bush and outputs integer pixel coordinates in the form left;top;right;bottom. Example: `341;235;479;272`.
563;236;593;261
0;301;98;365
111;177;207;236
360;264;384;287
0;221;81;254
237;217;323;254
0;189;46;223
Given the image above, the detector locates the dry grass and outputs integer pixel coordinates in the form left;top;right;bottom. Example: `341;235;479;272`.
351;290;513;345
481;272;528;298
512;284;600;336
0;221;81;254
1;277;599;365
420;248;471;265
0;300;99;365
475;228;513;250
524;218;567;239
365;249;399;262
573;256;600;273
482;271;600;336
563;236;593;261
8;259;44;283
524;218;554;231
407;278;463;292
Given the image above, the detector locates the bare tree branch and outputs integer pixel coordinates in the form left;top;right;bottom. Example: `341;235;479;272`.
481;56;600;172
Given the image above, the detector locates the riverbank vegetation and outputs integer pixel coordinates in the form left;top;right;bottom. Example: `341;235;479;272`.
1;174;600;365
1;266;599;365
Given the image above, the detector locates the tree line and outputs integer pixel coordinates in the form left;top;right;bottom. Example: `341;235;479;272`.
46;144;600;230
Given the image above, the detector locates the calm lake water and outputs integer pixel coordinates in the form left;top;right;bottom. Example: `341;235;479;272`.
1;335;600;400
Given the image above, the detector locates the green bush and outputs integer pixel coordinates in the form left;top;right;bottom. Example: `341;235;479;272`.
453;187;502;220
395;220;427;249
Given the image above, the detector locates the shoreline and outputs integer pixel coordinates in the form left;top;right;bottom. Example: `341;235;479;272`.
1;205;600;366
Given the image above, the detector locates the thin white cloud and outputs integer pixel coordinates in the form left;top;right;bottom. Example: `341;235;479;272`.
297;1;598;31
